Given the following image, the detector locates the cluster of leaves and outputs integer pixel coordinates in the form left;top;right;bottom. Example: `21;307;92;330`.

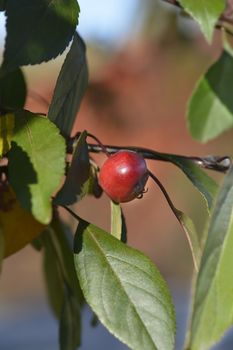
0;1;232;350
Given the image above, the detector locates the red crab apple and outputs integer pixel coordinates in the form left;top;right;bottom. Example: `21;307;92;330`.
99;150;149;203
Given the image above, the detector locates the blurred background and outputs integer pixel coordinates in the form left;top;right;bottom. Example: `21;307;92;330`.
0;1;233;349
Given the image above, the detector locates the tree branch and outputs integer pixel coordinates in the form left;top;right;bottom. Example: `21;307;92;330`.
86;143;232;173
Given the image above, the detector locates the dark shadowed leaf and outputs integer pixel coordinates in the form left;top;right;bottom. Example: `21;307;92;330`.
1;0;79;73
85;163;103;199
42;217;83;348
49;217;84;303
188;166;233;349
90;313;99;328
188;51;233;142
74;220;176;350
8;111;66;224
0;113;14;156
42;227;64;318
0;226;4;272
0;68;27;110
0;0;6;11
48;33;88;136
0;0;5;11
55;131;90;206
59;286;81;350
178;0;225;42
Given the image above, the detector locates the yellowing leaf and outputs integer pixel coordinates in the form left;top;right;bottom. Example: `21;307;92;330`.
0;113;14;156
0;185;45;257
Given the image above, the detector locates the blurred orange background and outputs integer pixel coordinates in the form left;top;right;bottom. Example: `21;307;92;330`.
0;1;233;349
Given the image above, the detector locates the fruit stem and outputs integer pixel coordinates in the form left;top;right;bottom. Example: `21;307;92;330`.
68;132;111;157
62;205;82;222
28;91;50;108
148;170;199;272
86;133;111;157
148;170;178;217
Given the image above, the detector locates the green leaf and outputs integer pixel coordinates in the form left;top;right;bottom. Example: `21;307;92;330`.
157;153;218;210
188;166;233;350
59;286;81;350
149;170;200;271
44;218;83;348
111;201;122;240
111;201;127;242
0;113;14;156
74;221;176;350
178;0;225;42
55;131;90;206
187;51;233;142
172;158;218;210
0;68;27;109
8;111;66;224
42;219;82;348
42;216;83;310
175;209;201;272
49;216;84;303
48;33;88;136
1;0;80;72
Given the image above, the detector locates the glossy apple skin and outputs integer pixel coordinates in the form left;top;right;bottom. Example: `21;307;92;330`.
99;150;149;203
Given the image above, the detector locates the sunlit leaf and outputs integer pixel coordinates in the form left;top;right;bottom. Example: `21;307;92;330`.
187;51;233;142
111;201;122;240
48;33;88;136
8;111;66;224
55;131;90;206
0;113;14;156
188;166;233;349
178;0;225;42
74;220;176;350
1;0;79;73
175;209;201;272
111;201;127;242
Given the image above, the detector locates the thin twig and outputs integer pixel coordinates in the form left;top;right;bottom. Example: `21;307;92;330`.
85;143;231;173
86;132;110;157
62;205;82;222
28;91;50;108
148;170;199;271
